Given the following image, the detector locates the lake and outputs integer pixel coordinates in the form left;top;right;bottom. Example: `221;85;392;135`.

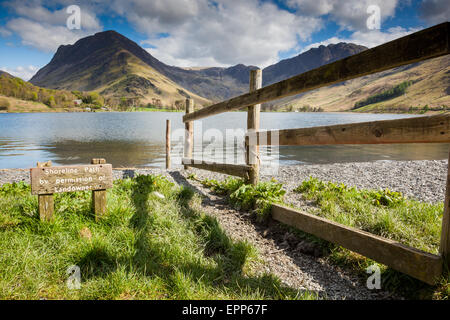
0;112;448;169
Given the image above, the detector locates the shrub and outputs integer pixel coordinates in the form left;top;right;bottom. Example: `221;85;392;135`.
353;81;413;109
0;98;10;110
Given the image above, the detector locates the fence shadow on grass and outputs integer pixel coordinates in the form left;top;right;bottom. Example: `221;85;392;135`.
75;173;310;298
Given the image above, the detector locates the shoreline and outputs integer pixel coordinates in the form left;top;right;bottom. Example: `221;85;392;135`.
1;159;447;203
0;109;440;115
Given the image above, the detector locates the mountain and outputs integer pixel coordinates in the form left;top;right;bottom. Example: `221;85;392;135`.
30;30;448;113
262;43;368;86
30;30;256;106
30;31;366;104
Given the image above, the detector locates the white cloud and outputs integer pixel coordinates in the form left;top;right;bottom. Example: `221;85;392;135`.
1;1;102;52
300;26;422;52
286;0;399;31
419;0;450;25
2;65;39;80
0;27;12;37
123;0;323;67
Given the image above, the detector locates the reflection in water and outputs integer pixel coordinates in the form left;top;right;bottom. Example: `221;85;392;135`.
0;112;449;169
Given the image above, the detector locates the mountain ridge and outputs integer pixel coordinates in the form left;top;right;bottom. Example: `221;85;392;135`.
30;30;367;105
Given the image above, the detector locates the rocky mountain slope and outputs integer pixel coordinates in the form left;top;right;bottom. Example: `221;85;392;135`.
29;31;367;105
29;30;449;112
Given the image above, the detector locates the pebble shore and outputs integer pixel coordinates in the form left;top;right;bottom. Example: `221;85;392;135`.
1;160;447;203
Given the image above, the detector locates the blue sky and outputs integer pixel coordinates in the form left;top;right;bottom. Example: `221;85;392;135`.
0;0;448;80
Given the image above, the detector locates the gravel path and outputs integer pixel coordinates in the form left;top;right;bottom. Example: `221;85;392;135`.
1;160;447;299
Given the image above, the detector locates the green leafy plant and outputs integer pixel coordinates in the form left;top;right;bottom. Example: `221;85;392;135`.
198;177;285;221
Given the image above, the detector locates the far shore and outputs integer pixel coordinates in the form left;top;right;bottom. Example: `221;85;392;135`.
0;108;442;116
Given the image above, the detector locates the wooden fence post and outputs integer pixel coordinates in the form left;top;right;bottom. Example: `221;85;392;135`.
246;69;262;185
184;99;194;169
91;158;107;221
166;119;171;169
37;161;54;221
440;148;450;272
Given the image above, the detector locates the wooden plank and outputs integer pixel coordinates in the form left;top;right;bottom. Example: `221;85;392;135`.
272;204;443;285
91;158;107;221
440;147;450;270
36;161;54;221
182;158;250;178
166;119;171;170
30;163;113;195
246;69;262;185
184;99;194;169
183;22;449;122
254;113;450;146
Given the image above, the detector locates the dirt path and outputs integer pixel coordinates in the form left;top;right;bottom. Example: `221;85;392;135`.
168;170;399;300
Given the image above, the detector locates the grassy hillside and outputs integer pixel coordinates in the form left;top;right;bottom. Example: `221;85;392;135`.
0;71;107;112
0;175;315;300
272;55;449;113
95;50;211;108
0;72;80;110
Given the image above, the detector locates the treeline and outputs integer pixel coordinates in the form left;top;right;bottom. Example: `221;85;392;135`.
353;81;413;109
0;73;109;110
261;103;324;112
0;74;78;108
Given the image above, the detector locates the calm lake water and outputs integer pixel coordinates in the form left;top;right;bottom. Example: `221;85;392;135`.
0;112;448;169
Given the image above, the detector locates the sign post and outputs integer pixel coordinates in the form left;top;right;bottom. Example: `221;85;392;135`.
91;158;108;221
30;158;113;221
37;161;54;221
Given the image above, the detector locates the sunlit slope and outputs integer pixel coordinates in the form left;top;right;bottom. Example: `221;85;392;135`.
275;55;449;112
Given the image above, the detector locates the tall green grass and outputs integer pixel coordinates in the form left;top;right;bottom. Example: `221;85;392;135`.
0;175;316;300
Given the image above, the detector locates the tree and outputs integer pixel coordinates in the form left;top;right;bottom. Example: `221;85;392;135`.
47;95;56;107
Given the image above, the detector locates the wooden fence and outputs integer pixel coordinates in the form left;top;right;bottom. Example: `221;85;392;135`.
177;22;450;285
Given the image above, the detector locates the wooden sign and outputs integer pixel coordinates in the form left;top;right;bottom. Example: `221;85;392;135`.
30;159;112;222
30;163;113;195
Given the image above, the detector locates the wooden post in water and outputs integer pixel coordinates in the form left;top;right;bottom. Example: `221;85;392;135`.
166;119;171;169
91;158;107;221
246;69;262;185
440;148;450;272
184;99;194;170
37;161;54;221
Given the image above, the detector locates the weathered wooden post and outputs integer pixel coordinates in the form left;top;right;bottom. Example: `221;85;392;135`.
166;119;171;169
440;148;450;272
184;98;194;170
91;158;107;221
37;161;54;221
246;69;262;185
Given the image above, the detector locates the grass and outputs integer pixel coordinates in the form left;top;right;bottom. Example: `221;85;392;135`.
293;177;450;299
294;177;442;254
0;175;317;300
189;175;285;221
194;175;450;299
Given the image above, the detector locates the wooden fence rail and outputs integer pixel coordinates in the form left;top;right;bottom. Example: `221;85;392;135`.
182;158;250;178
183;22;449;123
272;204;443;285
252;113;450;146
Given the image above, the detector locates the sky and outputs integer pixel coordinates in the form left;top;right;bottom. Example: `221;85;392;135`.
0;0;448;80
